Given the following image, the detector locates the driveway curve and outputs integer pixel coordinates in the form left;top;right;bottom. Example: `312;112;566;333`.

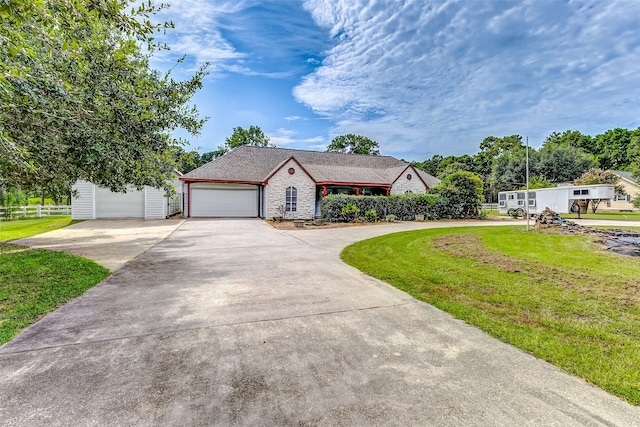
1;218;639;426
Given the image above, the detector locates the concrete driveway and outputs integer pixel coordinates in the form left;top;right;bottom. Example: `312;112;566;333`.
1;218;639;426
11;218;184;271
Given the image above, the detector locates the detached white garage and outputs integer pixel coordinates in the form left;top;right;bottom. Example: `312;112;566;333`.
189;184;259;217
71;180;182;220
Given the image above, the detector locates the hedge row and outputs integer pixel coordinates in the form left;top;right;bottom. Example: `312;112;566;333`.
320;193;453;222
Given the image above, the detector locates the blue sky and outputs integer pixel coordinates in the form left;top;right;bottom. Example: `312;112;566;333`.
151;0;640;162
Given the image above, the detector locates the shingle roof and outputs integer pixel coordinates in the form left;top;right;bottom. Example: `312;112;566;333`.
613;170;638;185
181;146;440;188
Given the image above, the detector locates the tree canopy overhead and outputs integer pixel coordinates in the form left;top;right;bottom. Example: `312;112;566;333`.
326;134;380;155
0;0;209;194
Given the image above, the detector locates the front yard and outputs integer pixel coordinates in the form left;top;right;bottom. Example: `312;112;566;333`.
0;217;110;345
341;225;640;405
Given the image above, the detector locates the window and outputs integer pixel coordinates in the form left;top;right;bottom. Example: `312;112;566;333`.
508;194;515;200
615;194;631;201
517;200;524;206
528;199;536;207
573;190;581;196
286;186;297;212
499;200;506;208
581;189;589;195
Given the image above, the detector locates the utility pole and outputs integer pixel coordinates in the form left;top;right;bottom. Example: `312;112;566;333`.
526;136;530;231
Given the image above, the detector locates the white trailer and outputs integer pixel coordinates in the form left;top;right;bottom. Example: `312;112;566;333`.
497;184;615;215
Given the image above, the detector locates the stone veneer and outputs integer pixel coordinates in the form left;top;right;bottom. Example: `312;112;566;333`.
264;159;316;219
390;169;428;194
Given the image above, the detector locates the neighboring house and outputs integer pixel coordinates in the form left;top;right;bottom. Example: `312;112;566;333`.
179;146;440;219
602;170;640;212
71;177;183;220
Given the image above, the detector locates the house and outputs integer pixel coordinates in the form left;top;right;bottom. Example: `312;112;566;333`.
179;146;440;219
602;170;639;211
71;178;183;220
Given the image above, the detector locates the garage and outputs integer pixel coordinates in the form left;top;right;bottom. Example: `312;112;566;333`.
95;186;145;218
190;184;259;217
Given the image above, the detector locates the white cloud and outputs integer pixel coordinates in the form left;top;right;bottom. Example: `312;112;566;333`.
284;115;306;122
295;0;640;156
269;128;324;147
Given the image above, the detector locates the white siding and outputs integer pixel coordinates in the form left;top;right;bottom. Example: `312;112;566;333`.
145;187;167;219
265;159;316;220
391;169;427;195
95;186;145;218
71;181;95;219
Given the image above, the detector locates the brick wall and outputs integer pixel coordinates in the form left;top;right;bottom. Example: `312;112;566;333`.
265;159;316;219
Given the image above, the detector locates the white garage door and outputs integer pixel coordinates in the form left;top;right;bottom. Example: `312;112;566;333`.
191;184;258;217
95;186;145;218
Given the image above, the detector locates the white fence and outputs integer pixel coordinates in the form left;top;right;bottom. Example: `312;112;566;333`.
0;205;71;220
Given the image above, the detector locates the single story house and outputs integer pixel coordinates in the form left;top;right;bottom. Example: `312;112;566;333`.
71;178;182;220
179;146;440;219
602;170;639;211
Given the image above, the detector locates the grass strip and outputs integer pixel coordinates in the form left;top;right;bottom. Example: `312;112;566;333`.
0;216;109;345
0;216;74;242
341;225;640;405
0;248;110;345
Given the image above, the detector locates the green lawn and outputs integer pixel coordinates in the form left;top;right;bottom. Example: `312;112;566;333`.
0;217;110;345
0;216;74;242
341;225;640;405
485;211;640;221
562;211;640;221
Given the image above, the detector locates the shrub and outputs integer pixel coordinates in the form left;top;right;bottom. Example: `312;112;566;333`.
341;202;360;222
321;193;445;222
364;209;378;222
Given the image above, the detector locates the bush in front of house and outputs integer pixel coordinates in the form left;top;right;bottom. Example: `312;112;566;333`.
321;193;444;222
320;172;484;222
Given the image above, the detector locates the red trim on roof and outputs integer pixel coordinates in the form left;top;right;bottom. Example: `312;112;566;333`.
263;156;316;183
179;178;265;185
315;181;391;187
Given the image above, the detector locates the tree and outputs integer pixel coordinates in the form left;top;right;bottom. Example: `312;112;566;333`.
415;154;443;176
432;171;484;218
543;130;593;151
1;1;208;194
574;168;622;213
519;176;554;190
627;131;640;180
326;134;380;155
488;145;541;193
475;135;523;202
593;128;636;170
435;154;475;179
212;125;273;157
538;144;594;183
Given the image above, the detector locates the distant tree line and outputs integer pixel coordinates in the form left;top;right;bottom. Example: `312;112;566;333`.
412;127;640;202
178;131;382;173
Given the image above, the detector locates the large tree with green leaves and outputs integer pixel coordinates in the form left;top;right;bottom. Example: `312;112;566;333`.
326;134;380;155
543;130;593;151
538;144;594;183
211;125;273;158
0;0;208;194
